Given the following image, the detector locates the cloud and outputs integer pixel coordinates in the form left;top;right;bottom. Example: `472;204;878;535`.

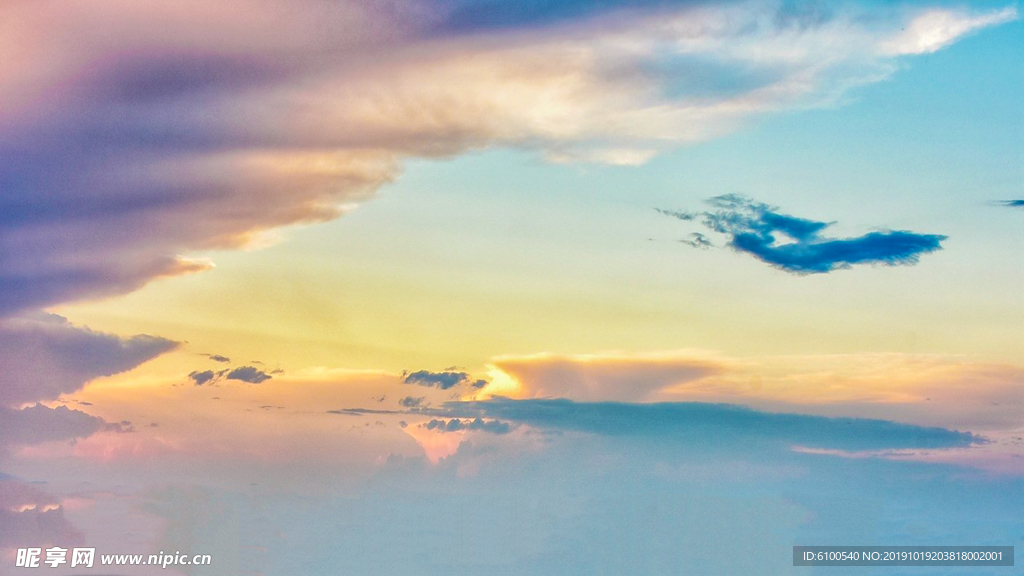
103;419;136;434
404;370;473;390
483;351;721;401
879;7;1017;55
188;370;217;386
225;366;272;384
423;417;513;434
0;478;83;549
997;200;1024;208
0;314;171;464
0;0;1011;315
440;397;980;452
400;396;425;408
660;195;946;273
0;314;178;407
0;404;106;448
207;354;231;363
671;353;1024;433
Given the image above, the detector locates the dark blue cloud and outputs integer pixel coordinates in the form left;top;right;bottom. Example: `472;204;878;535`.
439;398;979;452
207;354;231;363
403;370;471;390
660;195;946;274
226;366;272;384
188;370;217;386
424;417;513;435
998;200;1024;208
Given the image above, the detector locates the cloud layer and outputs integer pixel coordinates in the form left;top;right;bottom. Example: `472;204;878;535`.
442;397;979;451
661;195;947;273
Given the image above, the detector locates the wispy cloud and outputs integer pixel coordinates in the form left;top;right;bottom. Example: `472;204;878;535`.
327;408;403;416
680;232;712;249
660;195;946;273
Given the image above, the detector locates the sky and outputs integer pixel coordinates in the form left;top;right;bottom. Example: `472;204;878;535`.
1;0;1023;574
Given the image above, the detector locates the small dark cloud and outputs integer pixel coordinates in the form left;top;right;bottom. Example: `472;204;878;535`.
403;370;470;390
997;200;1024;208
470;379;488;389
659;195;946;274
400;396;425;408
188;370;216;386
226;366;272;384
423;417;513;435
207;354;231;363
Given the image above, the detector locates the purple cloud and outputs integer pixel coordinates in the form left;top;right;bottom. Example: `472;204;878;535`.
0;314;178;407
